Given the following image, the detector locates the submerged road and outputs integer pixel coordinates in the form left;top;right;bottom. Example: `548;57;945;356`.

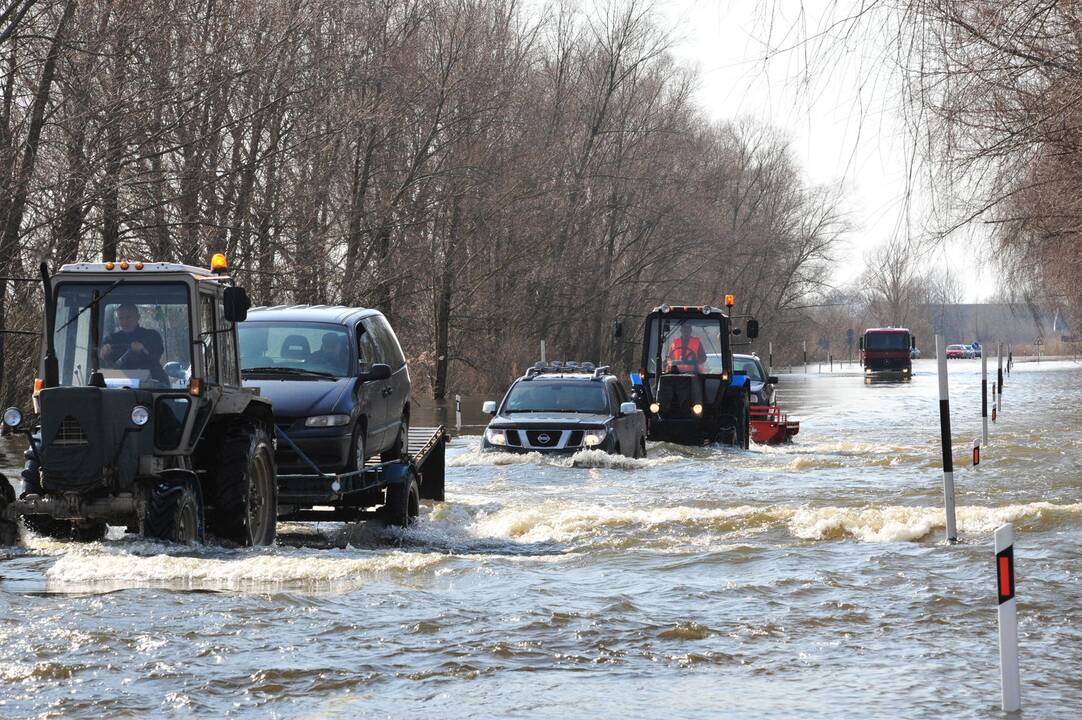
0;358;1080;718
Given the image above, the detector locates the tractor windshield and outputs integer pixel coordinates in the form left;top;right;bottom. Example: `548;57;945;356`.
53;282;193;389
645;317;724;375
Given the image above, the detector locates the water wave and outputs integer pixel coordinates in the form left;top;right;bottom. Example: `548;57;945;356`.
789;501;1082;542
44;545;444;590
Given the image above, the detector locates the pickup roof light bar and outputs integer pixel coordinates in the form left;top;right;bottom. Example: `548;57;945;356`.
525;361;605;380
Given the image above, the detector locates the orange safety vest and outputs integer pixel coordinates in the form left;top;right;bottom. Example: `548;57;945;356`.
668;336;704;372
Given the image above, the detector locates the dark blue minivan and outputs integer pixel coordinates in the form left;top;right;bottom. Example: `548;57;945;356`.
239;306;411;472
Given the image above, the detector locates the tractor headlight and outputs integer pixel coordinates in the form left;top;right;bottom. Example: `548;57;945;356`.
583;429;606;447
485;428;507;446
305;414;350;427
692;403;703;416
131;405;150;426
3;407;22;428
649;402;660;414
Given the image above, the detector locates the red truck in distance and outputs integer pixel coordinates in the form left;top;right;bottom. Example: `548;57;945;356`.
859;327;915;376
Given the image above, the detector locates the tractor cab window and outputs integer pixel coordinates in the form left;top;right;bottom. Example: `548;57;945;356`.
53;282;192;390
645;317;724;375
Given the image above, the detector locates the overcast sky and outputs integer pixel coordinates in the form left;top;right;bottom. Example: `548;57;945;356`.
652;0;996;301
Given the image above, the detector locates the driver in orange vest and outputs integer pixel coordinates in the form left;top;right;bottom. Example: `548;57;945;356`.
667;322;706;372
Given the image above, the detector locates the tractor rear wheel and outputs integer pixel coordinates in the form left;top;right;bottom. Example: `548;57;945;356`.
210;425;277;546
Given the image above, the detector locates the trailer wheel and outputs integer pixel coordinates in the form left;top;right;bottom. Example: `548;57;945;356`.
211;425;277;546
383;470;420;528
144;479;204;544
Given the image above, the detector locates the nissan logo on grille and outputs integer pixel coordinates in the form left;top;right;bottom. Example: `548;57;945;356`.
537;433;551;444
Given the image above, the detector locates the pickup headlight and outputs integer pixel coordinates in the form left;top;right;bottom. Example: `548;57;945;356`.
583;429;606;447
305;414;351;428
485;428;507;446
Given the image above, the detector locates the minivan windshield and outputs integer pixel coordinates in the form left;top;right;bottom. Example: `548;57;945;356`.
239;322;350;378
54;282;192;389
503;381;609;414
865;332;911;352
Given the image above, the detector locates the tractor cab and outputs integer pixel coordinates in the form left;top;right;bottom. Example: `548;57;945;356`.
629;303;759;447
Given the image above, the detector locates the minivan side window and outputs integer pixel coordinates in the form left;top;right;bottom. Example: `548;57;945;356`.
357;323;378;371
365;315;405;370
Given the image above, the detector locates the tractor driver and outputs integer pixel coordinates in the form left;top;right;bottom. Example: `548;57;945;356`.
99;303;166;381
667;321;707;373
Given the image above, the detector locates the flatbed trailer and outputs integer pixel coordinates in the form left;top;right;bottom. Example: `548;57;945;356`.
750;405;799;445
275;425;447;523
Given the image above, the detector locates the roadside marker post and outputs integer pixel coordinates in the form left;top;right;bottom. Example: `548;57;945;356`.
972;441;980;466
803;340;807;374
995;524;1021;713
935;335;958;543
982;351;989;445
768;342;773;374
455;394;462;432
997;342;1004;398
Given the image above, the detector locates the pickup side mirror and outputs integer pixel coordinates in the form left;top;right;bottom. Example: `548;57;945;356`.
746;319;759;339
619;401;637;416
359;363;391;381
482;400;497;415
767;376;779;384
223;286;251;322
911;336;917;349
858;337;864;351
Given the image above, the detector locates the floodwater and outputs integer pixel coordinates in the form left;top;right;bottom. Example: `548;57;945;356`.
1;358;1080;718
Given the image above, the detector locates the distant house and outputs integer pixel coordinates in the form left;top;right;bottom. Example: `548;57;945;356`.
921;303;1070;344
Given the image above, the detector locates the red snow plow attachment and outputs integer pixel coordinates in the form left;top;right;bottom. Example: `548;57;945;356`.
750;405;799;445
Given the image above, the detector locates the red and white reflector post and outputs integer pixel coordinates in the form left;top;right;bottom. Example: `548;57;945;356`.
995;523;1021;712
936;334;958;542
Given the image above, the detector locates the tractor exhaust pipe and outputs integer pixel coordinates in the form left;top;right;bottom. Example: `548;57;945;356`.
40;261;59;388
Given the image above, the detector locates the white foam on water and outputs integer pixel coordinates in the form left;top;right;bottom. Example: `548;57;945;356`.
448;446;686;470
788;501;1082;542
468;502;788;544
44;545;445;590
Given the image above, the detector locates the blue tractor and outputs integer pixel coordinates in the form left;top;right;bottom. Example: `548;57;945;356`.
625;303;759;448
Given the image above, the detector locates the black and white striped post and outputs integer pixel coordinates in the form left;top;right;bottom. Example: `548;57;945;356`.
935;335;958;542
995;524;1021;713
982;350;989;445
997;342;1004;398
803;340;807;374
455;394;462;432
768;341;773;374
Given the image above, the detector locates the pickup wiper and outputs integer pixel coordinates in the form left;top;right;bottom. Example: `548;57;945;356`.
242;366;337;379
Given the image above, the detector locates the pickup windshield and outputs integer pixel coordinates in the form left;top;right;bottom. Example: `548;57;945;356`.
53;282;192;389
239;322;351;378
503;381;609;414
864;332;911;352
733;356;764;381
